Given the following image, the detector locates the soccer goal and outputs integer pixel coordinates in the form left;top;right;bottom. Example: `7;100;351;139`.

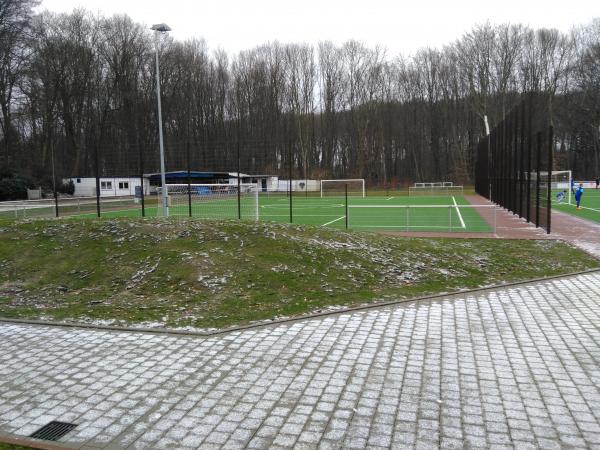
156;183;259;219
408;185;464;196
531;170;572;204
320;179;365;198
550;170;572;204
414;182;454;187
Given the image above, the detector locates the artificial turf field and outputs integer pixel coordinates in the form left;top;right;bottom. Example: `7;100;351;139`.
552;188;600;224
67;194;493;232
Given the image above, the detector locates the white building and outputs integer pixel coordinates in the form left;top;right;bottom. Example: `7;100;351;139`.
66;177;150;198
227;173;279;192
66;172;289;198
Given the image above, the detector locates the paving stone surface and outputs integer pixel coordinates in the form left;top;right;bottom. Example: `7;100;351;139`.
1;272;600;449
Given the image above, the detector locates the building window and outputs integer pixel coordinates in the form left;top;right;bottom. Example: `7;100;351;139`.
101;181;112;190
119;182;129;190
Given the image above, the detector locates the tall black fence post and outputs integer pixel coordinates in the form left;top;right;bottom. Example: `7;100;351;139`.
505;114;511;211
139;138;145;217
345;184;348;229
237;140;241;220
503;116;509;209
94;144;101;218
526;97;533;223
487;134;491;199
495;128;500;204
512;110;518;213
49;144;59;218
289;138;293;224
186;140;192;218
547;125;554;234
519;101;525;217
535;131;542;227
497;120;502;205
494;127;499;204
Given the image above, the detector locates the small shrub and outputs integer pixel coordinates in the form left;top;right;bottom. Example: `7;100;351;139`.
0;170;34;201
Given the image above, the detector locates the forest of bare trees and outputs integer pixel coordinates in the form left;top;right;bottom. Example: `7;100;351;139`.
1;0;599;191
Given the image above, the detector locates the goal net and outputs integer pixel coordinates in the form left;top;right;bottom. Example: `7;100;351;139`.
531;170;572;204
408;186;464;196
156;183;259;219
320;179;365;197
414;182;454;187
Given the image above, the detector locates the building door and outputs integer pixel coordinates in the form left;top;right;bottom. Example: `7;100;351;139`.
261;179;267;192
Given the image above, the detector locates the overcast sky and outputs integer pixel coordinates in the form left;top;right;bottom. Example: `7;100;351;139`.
37;0;599;56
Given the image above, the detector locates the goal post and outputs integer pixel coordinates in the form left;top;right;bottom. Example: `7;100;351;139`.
532;170;572;205
414;182;454;187
551;170;572;205
157;183;259;219
320;179;365;198
408;186;464;196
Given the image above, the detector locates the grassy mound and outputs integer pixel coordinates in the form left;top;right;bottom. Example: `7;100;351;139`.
0;218;597;330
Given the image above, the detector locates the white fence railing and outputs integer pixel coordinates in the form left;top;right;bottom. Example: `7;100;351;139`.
346;204;497;233
0;196;139;219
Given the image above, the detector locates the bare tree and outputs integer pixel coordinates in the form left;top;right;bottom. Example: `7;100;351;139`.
3;7;599;194
0;0;39;169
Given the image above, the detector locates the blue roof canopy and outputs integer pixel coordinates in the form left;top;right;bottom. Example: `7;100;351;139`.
144;171;231;182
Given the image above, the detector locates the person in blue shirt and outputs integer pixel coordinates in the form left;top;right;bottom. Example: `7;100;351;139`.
575;183;584;210
556;190;566;203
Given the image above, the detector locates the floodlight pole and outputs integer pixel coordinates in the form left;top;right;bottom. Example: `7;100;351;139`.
484;114;492;200
152;24;171;217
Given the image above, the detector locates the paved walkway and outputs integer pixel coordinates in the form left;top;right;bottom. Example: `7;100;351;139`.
1;272;600;450
464;195;549;240
550;209;600;259
467;195;600;259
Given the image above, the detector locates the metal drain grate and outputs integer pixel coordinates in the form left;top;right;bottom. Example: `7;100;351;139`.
30;421;77;441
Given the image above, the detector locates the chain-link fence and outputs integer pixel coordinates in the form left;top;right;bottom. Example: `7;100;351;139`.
1;136;356;221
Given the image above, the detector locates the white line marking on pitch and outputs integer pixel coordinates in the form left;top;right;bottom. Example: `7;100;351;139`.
569;204;600;213
557;202;600;213
452;196;466;229
321;216;346;227
386;197;394;200
351;225;465;229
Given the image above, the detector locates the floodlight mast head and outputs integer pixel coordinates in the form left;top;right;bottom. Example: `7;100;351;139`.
151;23;172;33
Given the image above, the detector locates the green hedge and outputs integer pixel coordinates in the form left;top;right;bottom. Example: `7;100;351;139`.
0;169;33;201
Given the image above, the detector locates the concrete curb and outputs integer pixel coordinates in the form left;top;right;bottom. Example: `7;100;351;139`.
1;268;599;339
